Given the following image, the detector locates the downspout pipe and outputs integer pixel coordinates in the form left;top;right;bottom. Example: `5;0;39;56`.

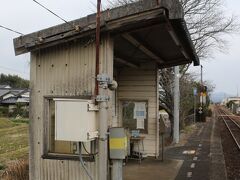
95;0;101;103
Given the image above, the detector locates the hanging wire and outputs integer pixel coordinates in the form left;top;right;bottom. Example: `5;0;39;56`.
0;25;24;35
82;142;98;155
0;65;28;75
32;0;78;30
78;142;94;180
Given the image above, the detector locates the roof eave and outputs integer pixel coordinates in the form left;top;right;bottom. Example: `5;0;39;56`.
13;0;183;55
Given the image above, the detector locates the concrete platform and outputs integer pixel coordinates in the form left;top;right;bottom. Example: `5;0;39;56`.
123;158;183;180
123;117;227;180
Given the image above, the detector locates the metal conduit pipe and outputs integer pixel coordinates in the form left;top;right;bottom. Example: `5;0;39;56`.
95;0;101;102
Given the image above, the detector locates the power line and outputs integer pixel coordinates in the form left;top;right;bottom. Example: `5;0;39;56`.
0;65;28;75
0;25;24;35
0;24;39;42
32;0;77;30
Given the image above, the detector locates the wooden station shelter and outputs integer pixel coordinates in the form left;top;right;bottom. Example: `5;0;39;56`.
13;0;199;179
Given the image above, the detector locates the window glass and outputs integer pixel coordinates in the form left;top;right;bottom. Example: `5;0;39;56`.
122;100;148;133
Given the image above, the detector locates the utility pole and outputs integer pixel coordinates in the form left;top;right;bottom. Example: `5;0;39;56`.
173;66;180;144
237;85;239;97
193;87;197;123
199;65;203;121
95;1;108;180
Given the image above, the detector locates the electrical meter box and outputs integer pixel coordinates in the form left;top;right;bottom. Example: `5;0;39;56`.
54;99;98;142
109;128;127;159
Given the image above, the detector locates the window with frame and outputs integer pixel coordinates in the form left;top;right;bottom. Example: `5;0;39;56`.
121;100;148;133
43;97;97;161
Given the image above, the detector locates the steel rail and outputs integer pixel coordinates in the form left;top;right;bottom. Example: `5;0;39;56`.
219;108;240;128
218;107;240;150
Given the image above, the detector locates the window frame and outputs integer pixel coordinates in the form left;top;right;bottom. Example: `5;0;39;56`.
119;99;148;134
42;95;94;161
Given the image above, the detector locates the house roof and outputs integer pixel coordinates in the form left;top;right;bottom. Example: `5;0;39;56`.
0;88;29;98
0;96;29;104
0;85;11;89
13;0;199;68
0;89;10;97
0;97;18;104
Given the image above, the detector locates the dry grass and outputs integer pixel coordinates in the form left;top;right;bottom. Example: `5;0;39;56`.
0;118;29;178
1;159;29;180
0;118;15;129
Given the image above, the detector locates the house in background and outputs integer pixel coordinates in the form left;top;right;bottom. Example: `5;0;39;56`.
0;85;29;114
13;0;199;179
224;97;240;114
0;84;11;89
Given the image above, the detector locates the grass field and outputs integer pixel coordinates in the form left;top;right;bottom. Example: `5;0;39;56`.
0;117;29;170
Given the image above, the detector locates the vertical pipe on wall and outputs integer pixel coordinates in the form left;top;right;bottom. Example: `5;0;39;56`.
95;0;101;102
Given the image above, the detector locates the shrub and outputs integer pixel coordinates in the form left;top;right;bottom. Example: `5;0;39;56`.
0;106;8;117
9;103;29;118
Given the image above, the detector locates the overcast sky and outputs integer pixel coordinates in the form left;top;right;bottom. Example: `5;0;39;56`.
0;0;240;95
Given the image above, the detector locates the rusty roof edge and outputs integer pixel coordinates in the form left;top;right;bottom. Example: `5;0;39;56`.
13;0;183;55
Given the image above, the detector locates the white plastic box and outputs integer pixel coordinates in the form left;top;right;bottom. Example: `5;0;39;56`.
54;99;98;142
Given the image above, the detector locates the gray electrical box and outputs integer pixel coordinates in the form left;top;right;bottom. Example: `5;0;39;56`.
109;128;127;160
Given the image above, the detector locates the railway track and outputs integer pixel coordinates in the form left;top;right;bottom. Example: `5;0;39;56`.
218;108;240;150
217;106;240;179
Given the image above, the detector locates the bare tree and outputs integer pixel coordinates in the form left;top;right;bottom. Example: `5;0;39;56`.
181;0;238;59
105;0;137;7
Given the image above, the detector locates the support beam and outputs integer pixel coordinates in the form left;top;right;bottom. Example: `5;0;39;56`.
114;57;139;68
158;58;189;69
166;26;190;60
122;34;164;64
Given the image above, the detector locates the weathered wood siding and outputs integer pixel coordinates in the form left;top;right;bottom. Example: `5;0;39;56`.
117;64;159;156
30;36;113;180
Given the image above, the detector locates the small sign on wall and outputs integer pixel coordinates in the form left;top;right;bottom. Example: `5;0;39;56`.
122;100;148;133
134;102;146;129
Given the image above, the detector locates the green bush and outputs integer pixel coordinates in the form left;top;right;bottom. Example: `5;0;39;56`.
0;106;8;117
8;103;29;118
